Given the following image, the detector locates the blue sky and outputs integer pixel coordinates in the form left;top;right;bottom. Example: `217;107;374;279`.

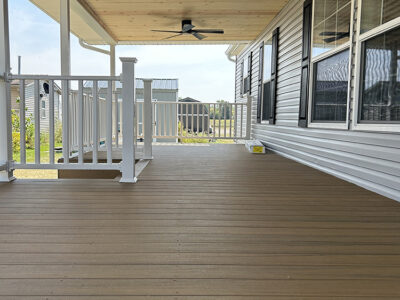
9;0;235;102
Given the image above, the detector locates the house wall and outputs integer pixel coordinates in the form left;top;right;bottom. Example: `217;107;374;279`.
235;0;400;201
24;82;61;133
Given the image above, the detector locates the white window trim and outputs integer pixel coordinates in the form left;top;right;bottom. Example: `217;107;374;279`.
352;0;400;133
307;0;355;130
40;99;46;119
261;34;273;125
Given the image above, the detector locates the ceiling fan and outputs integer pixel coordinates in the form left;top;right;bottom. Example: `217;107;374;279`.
151;20;224;40
319;30;350;43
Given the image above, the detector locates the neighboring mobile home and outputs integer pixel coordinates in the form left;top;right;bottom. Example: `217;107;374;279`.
10;80;62;132
227;0;400;200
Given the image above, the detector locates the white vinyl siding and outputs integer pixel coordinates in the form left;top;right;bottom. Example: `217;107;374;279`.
235;0;400;201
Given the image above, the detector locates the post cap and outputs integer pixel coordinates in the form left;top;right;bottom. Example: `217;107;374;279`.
120;57;138;63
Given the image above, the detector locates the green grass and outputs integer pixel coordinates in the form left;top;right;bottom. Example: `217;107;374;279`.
13;143;63;164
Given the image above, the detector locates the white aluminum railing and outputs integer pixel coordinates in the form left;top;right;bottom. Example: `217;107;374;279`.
140;96;251;140
7;57;139;182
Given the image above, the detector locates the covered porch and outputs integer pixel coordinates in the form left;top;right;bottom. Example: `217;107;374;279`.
0;144;399;297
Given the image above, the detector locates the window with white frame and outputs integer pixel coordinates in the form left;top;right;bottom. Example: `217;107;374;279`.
358;0;400;124
360;0;400;34
310;0;352;123
261;38;273;121
40;99;46;119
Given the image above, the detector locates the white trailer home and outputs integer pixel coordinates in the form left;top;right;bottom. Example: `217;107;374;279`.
228;0;400;201
11;80;62;132
1;0;400;298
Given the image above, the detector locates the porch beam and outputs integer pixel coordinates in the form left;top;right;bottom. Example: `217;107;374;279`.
73;0;116;45
0;0;13;181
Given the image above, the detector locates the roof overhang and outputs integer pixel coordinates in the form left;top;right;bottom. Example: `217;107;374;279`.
29;0;289;45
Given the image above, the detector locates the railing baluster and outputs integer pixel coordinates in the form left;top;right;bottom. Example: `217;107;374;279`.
62;79;69;164
218;103;222;139
106;80;113;164
152;102;156;137
163;103;167;137
234;103;238;139
169;104;173;137
92;80;98;164
49;80;55;164
224;102;227;138
180;102;183;138
196;103;199;135
202;104;205;137
185;103;188;138
78;80;84;164
34;80;40;164
213;104;216;139
240;104;244;139
207;104;210;139
191;103;194;137
158;103;161;137
114;93;118;148
19;80;26;164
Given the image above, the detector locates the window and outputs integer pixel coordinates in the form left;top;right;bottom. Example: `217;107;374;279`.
262;39;273;121
312;0;351;57
309;0;352;125
313;49;349;121
353;0;400;130
40;99;46;119
242;56;249;94
359;26;400;123
361;0;400;34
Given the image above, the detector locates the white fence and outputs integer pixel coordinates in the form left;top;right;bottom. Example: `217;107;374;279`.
140;101;250;140
7;58;139;182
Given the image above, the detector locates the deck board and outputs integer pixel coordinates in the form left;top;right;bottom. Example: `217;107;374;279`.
0;144;399;298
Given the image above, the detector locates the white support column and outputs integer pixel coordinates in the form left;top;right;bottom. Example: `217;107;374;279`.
120;57;137;183
0;0;13;181
246;94;252;140
143;79;153;159
110;45;116;76
60;0;70;163
60;0;70;76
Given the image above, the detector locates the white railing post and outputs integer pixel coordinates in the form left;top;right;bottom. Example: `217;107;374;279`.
120;57;137;183
246;94;252;140
143;79;153;159
0;0;13;181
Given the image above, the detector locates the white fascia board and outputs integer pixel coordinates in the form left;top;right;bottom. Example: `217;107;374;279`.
71;0;116;45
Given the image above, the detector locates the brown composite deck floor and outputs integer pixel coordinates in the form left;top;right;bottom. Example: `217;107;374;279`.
0;144;400;299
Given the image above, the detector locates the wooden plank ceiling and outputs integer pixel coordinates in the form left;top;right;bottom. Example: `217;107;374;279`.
30;0;289;44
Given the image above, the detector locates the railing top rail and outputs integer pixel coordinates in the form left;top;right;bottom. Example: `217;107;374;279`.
8;74;121;81
153;101;245;105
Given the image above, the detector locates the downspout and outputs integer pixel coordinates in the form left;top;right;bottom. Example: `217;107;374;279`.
79;39;111;55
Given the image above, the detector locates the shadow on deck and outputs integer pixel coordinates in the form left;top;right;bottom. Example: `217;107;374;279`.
0;144;400;298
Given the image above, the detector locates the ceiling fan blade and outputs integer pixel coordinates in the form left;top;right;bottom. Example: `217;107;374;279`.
323;36;339;43
151;30;183;33
193;32;206;40
163;33;184;40
182;23;195;32
320;31;349;36
193;29;224;34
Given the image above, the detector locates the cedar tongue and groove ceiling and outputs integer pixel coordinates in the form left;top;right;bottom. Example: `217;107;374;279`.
30;0;289;44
